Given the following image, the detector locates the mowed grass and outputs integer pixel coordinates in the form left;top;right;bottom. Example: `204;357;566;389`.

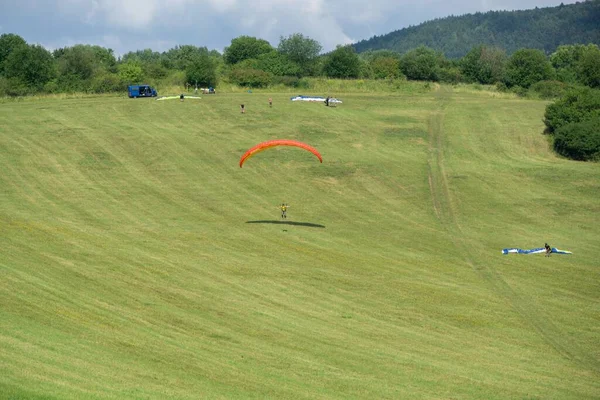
0;87;599;399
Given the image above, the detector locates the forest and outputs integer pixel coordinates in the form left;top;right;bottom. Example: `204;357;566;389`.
354;0;600;58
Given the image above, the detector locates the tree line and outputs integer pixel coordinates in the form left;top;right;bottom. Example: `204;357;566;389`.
1;32;598;161
1;32;599;95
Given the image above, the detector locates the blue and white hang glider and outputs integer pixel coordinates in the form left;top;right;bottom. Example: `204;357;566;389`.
290;95;342;104
502;247;572;255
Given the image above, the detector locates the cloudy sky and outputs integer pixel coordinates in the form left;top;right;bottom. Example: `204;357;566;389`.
0;0;579;55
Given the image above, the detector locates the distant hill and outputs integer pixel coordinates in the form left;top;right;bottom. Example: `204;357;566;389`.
353;0;600;58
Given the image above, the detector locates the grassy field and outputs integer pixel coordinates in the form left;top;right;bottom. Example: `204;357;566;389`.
1;86;599;399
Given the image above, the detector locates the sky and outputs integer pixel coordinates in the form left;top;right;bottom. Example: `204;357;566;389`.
0;0;580;55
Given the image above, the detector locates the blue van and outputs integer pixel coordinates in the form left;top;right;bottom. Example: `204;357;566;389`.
128;85;157;98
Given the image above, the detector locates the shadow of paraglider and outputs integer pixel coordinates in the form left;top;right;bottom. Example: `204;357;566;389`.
246;220;326;228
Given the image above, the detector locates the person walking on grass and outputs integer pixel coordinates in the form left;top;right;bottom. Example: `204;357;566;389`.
240;104;245;114
269;97;272;108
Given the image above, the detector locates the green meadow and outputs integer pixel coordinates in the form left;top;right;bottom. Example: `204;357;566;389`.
1;85;599;399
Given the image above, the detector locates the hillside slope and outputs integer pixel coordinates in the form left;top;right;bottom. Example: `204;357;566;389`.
354;0;600;58
1;88;599;399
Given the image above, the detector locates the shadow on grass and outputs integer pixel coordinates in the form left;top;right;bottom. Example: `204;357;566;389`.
246;220;326;228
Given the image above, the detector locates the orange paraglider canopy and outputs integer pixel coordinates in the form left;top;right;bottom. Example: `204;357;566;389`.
239;139;323;167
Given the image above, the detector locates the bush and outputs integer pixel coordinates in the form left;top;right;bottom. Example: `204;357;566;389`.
510;85;528;97
43;79;60;94
529;80;568;99
56;74;88;93
143;62;168;80
0;76;32;96
271;76;299;87
370;57;401;80
162;70;186;87
90;72;126;93
228;67;272;88
495;82;509;92
271;76;310;88
553;118;600;161
544;87;600;133
296;78;310;89
437;66;463;84
555;67;578;84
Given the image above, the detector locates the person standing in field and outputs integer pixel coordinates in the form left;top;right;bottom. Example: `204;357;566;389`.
268;97;272;107
280;203;289;219
545;243;552;257
240;104;245;114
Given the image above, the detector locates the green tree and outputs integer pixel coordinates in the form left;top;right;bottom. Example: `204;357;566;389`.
143;62;168;80
360;49;401;62
91;46;117;71
3;44;55;89
277;33;322;76
505;48;554;88
437;63;463;84
461;45;506;84
118;62;144;84
54;45;97;81
529;80;569;99
52;45;117;91
577;45;600;88
122;48;162;64
550;44;586;69
208;50;225;78
400;46;441;81
0;33;27;75
163;45;210;70
90;71;125;93
323;45;361;79
370;57;402;79
550;44;587;83
255;51;301;76
224;36;273;65
185;54;218;87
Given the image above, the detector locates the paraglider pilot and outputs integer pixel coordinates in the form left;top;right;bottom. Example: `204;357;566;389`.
545;243;552;257
280;203;289;219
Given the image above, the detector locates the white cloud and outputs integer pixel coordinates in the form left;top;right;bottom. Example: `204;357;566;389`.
206;0;237;13
52;0;346;44
5;0;582;54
